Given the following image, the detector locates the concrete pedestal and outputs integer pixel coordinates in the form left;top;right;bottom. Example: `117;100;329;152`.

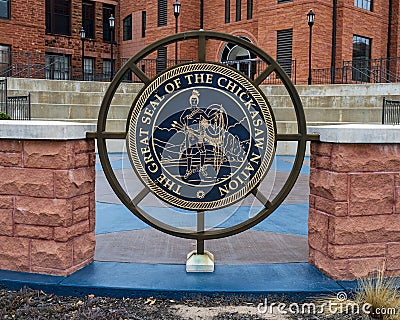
0;121;96;276
186;250;215;272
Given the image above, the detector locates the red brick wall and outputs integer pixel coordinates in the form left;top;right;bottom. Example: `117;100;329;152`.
309;142;400;280
0;0;398;83
0;139;96;276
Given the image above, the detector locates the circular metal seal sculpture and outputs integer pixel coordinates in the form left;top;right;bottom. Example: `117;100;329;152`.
95;31;311;267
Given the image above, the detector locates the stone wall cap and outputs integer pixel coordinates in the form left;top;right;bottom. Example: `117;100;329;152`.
0;120;96;140
308;124;400;143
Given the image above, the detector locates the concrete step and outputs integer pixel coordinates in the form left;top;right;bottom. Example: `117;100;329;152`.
31;103;131;120
7;78;142;94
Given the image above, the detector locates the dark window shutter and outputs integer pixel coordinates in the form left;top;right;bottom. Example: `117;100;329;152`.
156;47;167;73
158;0;167;27
277;29;293;77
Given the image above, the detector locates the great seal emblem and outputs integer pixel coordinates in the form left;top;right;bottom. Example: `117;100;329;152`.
127;63;276;210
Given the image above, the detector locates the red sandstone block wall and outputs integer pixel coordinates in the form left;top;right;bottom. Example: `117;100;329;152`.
309;142;400;280
0;139;96;276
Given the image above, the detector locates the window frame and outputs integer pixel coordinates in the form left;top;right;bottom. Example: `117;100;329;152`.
45;53;70;80
84;57;95;81
102;4;115;42
235;0;241;22
247;0;253;20
225;0;230;23
0;0;10;20
123;14;132;41
82;1;95;39
45;0;71;36
0;44;11;76
142;11;146;38
354;0;372;11
352;34;372;82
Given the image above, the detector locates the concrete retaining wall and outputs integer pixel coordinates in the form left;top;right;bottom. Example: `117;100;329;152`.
6;78;400;154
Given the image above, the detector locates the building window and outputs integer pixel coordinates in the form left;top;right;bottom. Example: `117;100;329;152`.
220;37;256;79
0;0;10;19
82;1;95;39
277;29;293;77
0;44;10;75
103;59;111;80
103;5;114;41
142;11;146;38
84;57;94;81
158;0;167;27
45;54;70;80
45;0;71;36
247;0;253;20
236;0;241;21
352;35;371;82
123;14;132;41
354;0;372;11
156;46;167;73
278;0;293;3
225;0;230;23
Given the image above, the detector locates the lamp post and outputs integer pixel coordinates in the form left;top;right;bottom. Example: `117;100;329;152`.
80;27;85;81
173;0;181;65
109;14;115;80
307;9;315;85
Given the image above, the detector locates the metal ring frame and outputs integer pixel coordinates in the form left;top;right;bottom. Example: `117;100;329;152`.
94;30;313;241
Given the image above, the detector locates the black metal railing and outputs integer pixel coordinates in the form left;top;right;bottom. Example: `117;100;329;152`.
382;97;400;125
0;77;31;120
0;78;7;114
7;94;31;120
312;57;400;85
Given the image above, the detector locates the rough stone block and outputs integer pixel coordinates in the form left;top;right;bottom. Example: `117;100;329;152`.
53;221;89;242
314;196;348;216
14;224;53;240
54;167;95;198
0;140;22;152
311;142;332;157
0;168;54;197
31;240;73;270
0;209;13;236
386;243;400;271
72;194;90;211
315;156;331;170
74;140;95;154
331;144;400;173
74;153;90;168
349;174;394;216
309;195;315;209
329;214;400;244
0;196;13;209
347;257;386;279
89;193;96;232
310;169;348;201
327;243;386;259
15;197;73;227
23;140;74;169
311;249;347;280
308;209;329;253
0;236;30;272
73;232;96;264
0;153;22;167
73;207;89;224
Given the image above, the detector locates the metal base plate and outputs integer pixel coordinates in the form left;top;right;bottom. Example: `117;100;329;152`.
186;250;215;273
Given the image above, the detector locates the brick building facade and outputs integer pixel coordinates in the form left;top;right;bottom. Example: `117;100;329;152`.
0;0;399;84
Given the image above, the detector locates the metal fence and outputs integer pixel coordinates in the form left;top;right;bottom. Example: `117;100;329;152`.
312;57;400;85
382;97;400;125
0;77;31;120
0;78;6;114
